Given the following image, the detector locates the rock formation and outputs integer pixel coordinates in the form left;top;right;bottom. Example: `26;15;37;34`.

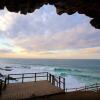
0;0;100;29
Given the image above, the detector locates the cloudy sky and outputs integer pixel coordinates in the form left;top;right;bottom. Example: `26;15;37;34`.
0;5;100;59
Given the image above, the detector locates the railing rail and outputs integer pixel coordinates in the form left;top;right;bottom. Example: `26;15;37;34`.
7;72;65;91
66;83;100;92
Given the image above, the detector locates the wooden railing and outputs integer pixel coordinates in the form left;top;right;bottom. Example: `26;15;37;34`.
66;83;100;92
48;73;65;91
0;78;7;95
7;72;65;91
7;72;48;83
0;79;2;95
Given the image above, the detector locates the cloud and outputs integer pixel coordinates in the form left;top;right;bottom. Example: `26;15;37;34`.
0;5;100;58
10;22;100;52
79;47;100;54
0;49;12;53
0;10;17;32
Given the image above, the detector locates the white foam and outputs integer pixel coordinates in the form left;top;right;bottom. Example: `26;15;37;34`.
66;75;85;88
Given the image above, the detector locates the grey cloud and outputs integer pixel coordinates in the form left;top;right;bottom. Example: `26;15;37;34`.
0;49;13;53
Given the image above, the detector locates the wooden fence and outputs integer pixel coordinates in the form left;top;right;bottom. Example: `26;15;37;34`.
6;72;65;90
66;83;100;92
1;72;100;95
0;72;65;95
48;73;65;90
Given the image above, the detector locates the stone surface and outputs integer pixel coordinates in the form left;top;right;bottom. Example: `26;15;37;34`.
0;0;100;29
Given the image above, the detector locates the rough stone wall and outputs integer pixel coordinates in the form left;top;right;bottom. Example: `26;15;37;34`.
0;0;100;29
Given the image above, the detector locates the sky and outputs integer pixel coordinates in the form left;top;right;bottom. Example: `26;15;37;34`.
0;5;100;59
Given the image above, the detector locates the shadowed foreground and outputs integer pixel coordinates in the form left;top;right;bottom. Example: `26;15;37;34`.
31;91;100;100
0;72;100;100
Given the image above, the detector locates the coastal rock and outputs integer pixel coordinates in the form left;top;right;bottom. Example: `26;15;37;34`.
0;67;12;71
0;73;3;77
0;0;100;29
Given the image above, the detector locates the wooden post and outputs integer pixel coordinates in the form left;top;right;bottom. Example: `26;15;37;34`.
63;78;65;91
4;78;7;88
8;75;9;84
85;86;86;92
35;73;36;82
54;76;55;86
51;75;54;84
22;74;24;83
52;75;54;85
49;74;51;83
0;80;2;95
59;76;61;88
52;75;55;86
96;83;98;92
47;72;48;81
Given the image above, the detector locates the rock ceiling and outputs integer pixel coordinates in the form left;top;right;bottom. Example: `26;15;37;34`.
0;0;100;29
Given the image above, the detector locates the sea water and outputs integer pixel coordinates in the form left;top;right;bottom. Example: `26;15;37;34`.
0;58;100;89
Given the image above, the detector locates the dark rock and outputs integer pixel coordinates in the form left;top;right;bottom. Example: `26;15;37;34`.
5;69;12;71
0;68;4;70
0;67;12;71
0;0;100;29
5;66;12;68
0;73;3;77
90;19;100;29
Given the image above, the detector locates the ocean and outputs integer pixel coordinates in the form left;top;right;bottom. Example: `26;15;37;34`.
0;58;100;89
